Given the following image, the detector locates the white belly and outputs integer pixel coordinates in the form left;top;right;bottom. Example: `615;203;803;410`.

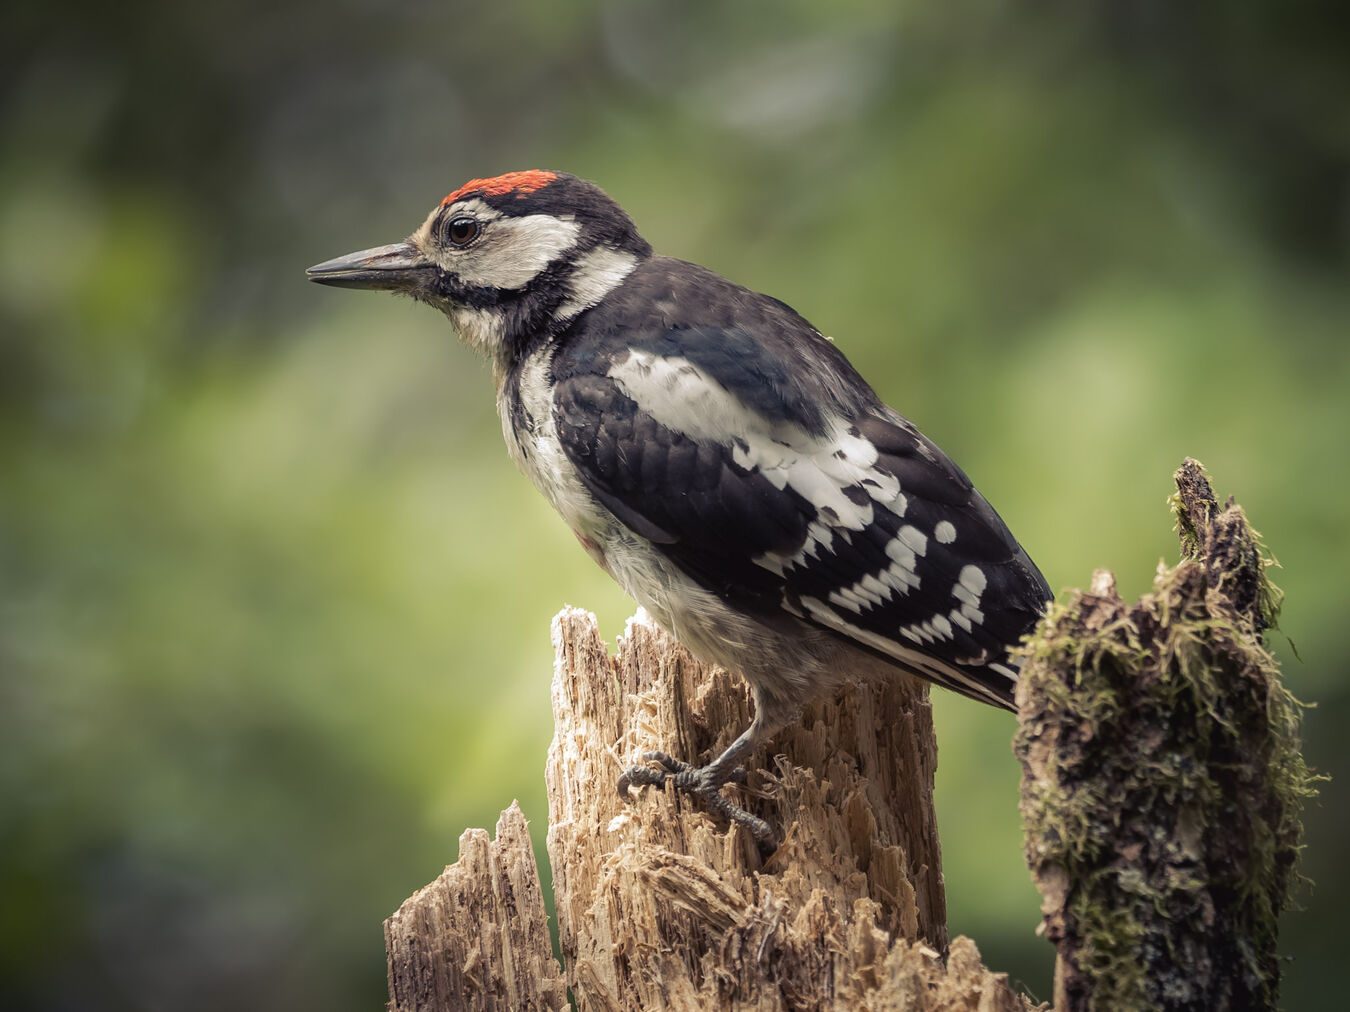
497;347;766;661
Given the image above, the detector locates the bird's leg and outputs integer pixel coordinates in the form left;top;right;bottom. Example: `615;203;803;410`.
618;716;783;846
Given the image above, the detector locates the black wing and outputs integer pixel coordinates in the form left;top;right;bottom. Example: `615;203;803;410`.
549;262;1050;708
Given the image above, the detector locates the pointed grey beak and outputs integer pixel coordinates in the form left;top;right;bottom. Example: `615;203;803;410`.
306;241;433;291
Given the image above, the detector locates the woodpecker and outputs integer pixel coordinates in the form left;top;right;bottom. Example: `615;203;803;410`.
308;170;1051;844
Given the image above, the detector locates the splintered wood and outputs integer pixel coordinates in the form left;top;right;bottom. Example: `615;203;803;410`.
545;608;1026;1010
387;608;1031;1011
384;802;567;1012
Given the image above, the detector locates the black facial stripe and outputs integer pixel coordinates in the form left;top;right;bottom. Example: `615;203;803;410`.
433;271;506;308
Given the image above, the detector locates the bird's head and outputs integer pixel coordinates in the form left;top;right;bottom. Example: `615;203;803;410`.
307;170;651;371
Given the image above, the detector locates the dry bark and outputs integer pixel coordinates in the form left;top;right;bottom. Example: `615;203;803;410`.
385;608;1035;1010
385;802;568;1012
546;607;1012;1010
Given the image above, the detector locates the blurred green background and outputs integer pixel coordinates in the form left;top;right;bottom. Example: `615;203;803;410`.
3;1;1347;1008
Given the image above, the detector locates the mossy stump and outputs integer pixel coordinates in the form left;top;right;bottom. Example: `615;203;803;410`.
1014;459;1315;1011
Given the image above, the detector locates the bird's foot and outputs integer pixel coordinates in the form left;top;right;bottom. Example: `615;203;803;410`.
618;750;776;846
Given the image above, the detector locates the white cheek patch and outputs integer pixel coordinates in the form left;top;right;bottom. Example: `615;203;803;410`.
418;199;580;292
450;214;581;290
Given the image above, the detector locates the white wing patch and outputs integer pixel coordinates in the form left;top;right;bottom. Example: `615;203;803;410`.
607;351;783;445
607;350;906;582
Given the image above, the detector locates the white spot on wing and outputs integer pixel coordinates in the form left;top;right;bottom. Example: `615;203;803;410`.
797;595;1008;705
987;662;1018;683
953;584;980;608
891;558;994;649
897;525;928;557
860;572;890;602
608;353;728;439
878;559;920;595
605;353;1007;671
828;587;865;614
960;565;987;595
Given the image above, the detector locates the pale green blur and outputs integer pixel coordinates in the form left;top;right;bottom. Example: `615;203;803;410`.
2;2;1347;1008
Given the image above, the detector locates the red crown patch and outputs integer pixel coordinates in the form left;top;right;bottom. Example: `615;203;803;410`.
441;170;558;207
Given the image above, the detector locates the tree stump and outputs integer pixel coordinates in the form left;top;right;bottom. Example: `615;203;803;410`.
386;608;1030;1010
1014;459;1315;1011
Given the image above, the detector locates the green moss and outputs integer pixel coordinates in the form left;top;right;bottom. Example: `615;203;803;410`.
1014;461;1318;1011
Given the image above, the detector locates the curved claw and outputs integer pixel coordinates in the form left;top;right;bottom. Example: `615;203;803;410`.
617;763;664;798
616;752;777;847
618;750;689;799
639;750;692;774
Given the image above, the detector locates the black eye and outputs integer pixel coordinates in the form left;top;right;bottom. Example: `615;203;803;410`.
444;216;481;247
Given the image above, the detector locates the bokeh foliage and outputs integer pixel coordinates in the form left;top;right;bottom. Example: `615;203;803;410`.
2;1;1346;1009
